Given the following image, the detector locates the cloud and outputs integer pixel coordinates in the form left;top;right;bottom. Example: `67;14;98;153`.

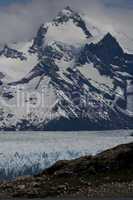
0;0;132;46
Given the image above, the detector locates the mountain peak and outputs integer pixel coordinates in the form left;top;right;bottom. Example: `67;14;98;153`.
62;6;74;13
31;6;92;51
88;32;124;64
53;6;92;39
57;6;76;19
98;32;124;56
64;6;73;11
101;32;118;44
99;33;123;53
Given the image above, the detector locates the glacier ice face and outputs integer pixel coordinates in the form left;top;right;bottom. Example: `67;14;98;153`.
0;130;133;180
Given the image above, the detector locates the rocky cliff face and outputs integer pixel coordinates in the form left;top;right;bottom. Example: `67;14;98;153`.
127;81;133;112
0;6;132;131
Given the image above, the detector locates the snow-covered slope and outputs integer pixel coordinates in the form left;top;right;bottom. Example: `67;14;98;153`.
0;41;38;83
0;6;132;131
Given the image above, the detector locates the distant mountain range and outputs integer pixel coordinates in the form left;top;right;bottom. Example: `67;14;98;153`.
0;6;132;131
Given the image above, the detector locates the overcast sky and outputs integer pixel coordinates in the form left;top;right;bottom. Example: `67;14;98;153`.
0;0;133;45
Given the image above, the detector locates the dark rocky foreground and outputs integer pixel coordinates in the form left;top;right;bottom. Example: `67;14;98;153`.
1;142;133;199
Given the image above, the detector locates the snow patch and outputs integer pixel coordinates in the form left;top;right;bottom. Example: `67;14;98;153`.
78;63;114;90
0;41;38;83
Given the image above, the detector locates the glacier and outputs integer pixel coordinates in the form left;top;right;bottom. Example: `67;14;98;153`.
0;130;133;180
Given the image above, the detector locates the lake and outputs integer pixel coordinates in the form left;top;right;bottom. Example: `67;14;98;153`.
0;130;133;180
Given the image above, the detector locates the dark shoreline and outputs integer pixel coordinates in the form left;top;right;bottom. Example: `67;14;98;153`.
1;197;133;200
2;198;133;200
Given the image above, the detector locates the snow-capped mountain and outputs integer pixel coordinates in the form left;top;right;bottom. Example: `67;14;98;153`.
30;6;92;53
0;6;132;131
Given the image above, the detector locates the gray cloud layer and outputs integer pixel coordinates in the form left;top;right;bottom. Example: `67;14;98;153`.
0;0;132;45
